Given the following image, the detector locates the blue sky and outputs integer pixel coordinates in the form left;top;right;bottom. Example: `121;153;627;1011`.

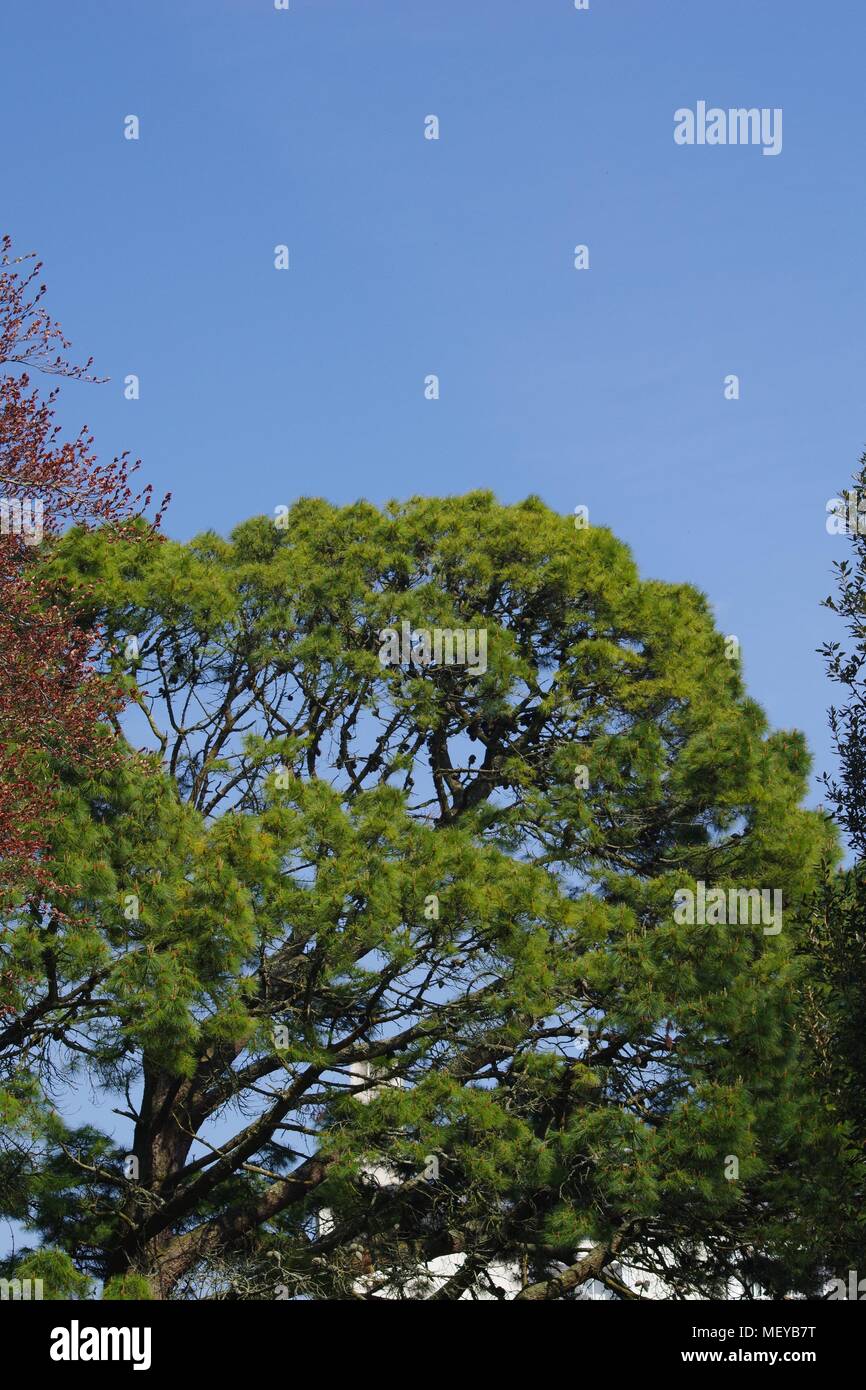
4;0;865;804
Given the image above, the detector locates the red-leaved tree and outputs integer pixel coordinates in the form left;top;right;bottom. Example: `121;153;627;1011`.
0;235;166;896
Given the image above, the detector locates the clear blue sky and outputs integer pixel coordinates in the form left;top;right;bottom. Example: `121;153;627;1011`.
4;0;865;805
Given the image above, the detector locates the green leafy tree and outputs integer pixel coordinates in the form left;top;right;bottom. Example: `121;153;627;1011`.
798;451;866;1284
1;494;835;1299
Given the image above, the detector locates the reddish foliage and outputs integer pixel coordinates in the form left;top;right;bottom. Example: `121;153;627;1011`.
0;235;168;895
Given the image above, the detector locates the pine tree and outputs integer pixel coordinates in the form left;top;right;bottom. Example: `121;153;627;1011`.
1;494;836;1298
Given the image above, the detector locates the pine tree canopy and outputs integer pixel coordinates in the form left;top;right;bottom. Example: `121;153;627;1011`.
0;493;840;1299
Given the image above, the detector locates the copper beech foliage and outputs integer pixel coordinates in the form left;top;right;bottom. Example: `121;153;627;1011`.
0;236;167;895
